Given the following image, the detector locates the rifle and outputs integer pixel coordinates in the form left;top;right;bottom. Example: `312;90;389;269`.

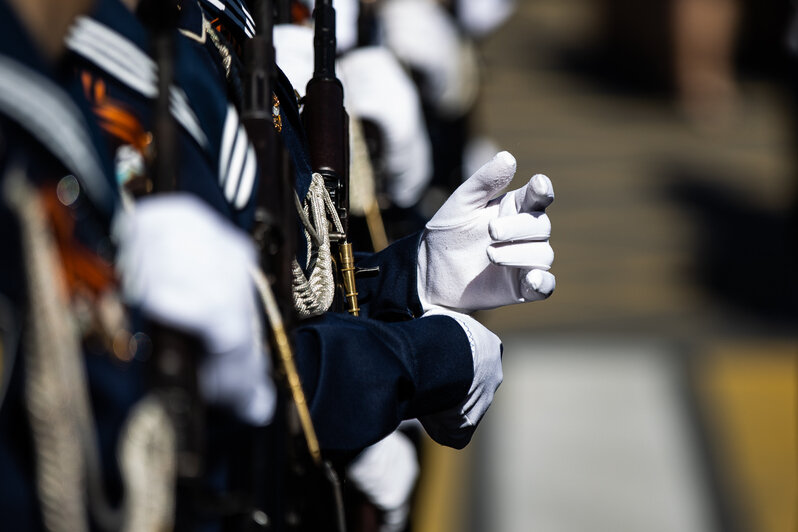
242;2;349;531
302;0;359;317
245;0;296;330
276;0;292;24
137;2;206;527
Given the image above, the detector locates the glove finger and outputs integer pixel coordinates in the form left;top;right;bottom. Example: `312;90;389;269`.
516;173;554;213
450;151;516;211
520;269;556;301
486;241;554;269
489;212;550;242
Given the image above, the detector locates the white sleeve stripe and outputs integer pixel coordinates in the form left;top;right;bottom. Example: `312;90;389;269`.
204;0;255;37
221;125;240;188
243;7;255;27
0;58;112;207
219;106;239;184
67;31;157;97
72;17;156;81
224;125;248;201
67;19;209;150
234;145;257;209
215;0;255;28
230;0;255;26
169;88;209;149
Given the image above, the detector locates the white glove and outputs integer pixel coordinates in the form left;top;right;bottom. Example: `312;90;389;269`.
454;0;517;38
379;0;479;117
338;46;433;208
417;151;555;313
418;308;502;448
114;194;276;426
273;24;315;98
347;431;419;532
333;0;359;53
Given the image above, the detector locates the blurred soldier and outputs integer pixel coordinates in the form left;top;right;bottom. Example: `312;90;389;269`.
0;0;274;530
0;0;128;529
451;0;517;39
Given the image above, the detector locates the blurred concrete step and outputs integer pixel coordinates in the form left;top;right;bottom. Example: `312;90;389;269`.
477;337;717;532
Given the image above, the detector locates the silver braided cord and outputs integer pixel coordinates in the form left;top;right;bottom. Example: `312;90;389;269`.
204;18;234;82
291;172;344;318
118;395;177;532
5;169;176;532
5;169;90;532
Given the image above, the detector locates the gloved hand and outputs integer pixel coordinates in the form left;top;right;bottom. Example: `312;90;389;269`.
379;0;479;117
347;431;420;532
338;46;432;208
417;151;555;313
454;0;517;38
114;194;276;426
273;24;314;98
418;308;502;449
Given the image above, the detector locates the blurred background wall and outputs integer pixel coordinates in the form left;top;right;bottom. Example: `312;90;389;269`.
413;0;797;530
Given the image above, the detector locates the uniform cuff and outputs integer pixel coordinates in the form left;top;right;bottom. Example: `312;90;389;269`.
395;314;473;418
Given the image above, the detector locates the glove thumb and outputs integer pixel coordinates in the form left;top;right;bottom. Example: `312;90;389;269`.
431;151;516;223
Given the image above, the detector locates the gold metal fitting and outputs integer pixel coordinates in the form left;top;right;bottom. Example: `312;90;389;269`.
338;241;359;316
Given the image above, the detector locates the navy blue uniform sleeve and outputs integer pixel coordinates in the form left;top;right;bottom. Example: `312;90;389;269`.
354;231;425;321
293;312;472;451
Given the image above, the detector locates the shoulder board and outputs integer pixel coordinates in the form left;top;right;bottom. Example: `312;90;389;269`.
0;56;113;211
66;16;209;151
